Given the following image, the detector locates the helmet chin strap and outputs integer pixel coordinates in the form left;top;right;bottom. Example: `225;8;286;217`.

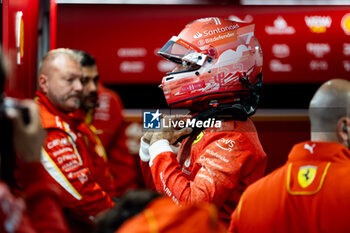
173;73;263;145
193;72;263;122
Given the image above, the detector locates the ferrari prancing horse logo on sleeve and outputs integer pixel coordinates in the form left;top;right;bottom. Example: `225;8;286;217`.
297;165;317;188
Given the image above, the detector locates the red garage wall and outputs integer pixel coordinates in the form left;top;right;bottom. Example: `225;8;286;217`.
253;115;310;174
55;4;350;85
2;0;39;98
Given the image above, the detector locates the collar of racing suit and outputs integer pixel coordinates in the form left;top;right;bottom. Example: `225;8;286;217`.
35;90;81;129
288;141;350;162
35;90;98;142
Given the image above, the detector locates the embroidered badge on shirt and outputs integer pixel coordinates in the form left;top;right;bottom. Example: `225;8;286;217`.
297;165;317;188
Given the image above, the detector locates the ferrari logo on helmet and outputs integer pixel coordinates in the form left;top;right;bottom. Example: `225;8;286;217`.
297;165;317;188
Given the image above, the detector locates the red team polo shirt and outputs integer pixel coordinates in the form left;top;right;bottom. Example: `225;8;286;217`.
230;141;350;233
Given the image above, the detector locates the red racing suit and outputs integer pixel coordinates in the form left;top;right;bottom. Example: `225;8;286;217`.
72;109;115;198
0;163;69;233
229;141;350;233
141;119;267;227
86;83;140;197
36;91;114;229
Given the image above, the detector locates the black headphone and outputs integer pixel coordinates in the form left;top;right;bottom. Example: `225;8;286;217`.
343;124;348;133
344;123;350;150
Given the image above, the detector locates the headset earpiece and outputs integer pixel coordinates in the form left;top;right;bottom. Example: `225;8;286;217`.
343;124;348;133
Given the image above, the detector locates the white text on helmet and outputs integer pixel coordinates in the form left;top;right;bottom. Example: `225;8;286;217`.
202;24;239;37
205;32;235;44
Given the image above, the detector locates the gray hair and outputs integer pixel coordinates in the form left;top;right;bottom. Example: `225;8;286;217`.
39;48;83;75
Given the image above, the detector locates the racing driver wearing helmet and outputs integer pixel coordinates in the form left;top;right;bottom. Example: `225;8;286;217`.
139;17;267;227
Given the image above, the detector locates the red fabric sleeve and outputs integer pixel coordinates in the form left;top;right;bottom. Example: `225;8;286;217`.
0;163;70;233
0;181;33;233
149;132;264;207
41;130;113;223
21;162;70;233
140;161;156;191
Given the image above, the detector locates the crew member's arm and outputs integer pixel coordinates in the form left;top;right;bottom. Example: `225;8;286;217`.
4;100;70;232
146;129;263;208
21;162;70;232
41;130;114;223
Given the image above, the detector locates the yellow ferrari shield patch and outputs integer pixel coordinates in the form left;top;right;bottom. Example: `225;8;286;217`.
297;165;317;188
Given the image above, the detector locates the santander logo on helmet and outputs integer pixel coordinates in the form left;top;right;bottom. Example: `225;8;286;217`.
157;17;263;115
193;24;239;39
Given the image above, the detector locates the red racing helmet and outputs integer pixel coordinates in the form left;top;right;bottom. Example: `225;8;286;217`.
158;17;263;112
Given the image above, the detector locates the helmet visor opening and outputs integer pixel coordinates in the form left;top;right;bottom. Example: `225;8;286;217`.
158;36;207;73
